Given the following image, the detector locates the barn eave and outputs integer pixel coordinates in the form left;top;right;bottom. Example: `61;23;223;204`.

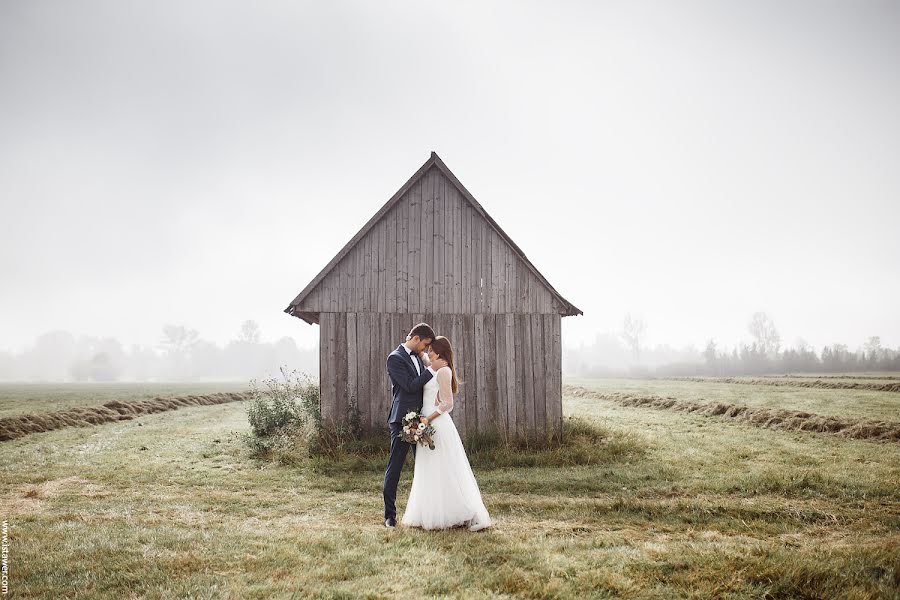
563;303;583;317
284;304;319;325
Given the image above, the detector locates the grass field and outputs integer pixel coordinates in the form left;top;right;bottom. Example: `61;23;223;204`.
567;377;899;422
0;378;898;599
0;383;251;419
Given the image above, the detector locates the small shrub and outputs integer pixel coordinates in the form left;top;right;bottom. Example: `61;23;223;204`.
246;369;311;437
244;368;320;459
243;421;309;465
244;368;375;464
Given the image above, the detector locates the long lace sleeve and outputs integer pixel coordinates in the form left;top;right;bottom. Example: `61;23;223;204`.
435;367;454;414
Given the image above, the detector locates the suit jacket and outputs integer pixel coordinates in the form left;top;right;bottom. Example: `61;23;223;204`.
386;344;435;425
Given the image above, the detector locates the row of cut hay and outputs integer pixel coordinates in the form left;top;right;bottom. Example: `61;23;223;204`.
759;373;900;380
667;376;900;393
566;386;900;442
0;392;251;442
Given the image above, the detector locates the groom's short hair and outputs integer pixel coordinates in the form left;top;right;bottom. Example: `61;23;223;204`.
408;323;435;342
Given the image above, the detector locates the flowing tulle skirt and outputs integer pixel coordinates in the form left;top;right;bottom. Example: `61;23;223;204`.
400;409;492;531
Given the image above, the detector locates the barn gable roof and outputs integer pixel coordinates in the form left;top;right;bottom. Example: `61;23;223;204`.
285;152;582;323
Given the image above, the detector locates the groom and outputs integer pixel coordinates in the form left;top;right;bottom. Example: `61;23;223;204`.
383;322;447;528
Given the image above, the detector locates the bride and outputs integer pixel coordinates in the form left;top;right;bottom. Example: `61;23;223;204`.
401;336;492;532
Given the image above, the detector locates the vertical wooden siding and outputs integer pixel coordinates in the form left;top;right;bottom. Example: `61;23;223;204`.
295;166;566;317
319;312;562;439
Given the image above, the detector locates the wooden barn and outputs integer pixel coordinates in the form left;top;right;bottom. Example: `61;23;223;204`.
284;152;582;440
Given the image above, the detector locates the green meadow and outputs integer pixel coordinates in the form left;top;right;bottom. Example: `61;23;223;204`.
0;382;250;419
1;379;897;599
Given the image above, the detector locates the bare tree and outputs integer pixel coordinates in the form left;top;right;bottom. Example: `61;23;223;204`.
864;336;882;356
160;325;199;356
703;338;718;375
748;312;780;357
239;320;261;344
620;314;646;363
159;325;200;380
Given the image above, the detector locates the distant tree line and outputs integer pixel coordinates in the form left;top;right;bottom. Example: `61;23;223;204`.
699;337;900;377
3;313;896;381
563;312;899;377
0;320;318;382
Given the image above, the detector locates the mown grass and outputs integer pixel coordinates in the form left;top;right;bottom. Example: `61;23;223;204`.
567;377;900;422
298;416;645;479
762;372;900;381
1;380;897;598
0;382;249;418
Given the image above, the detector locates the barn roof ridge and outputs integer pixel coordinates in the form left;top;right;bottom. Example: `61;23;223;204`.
285;151;583;320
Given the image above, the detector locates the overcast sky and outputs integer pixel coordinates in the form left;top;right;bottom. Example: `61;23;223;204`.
1;0;898;355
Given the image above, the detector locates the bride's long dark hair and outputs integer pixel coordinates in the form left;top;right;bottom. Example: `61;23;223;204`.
430;336;459;393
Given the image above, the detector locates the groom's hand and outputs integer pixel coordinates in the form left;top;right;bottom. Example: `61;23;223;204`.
432;358;448;370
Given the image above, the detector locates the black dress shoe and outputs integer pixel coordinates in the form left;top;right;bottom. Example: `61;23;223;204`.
384;517;397;528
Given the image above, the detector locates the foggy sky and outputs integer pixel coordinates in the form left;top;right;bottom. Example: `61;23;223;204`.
1;0;898;355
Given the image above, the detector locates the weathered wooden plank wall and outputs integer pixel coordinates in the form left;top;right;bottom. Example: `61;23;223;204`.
319;312;562;439
295;166;566;316
303;162;571;440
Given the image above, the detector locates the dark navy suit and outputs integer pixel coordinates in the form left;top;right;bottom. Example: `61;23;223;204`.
382;344;435;521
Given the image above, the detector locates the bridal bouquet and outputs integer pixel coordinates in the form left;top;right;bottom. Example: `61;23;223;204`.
401;411;436;450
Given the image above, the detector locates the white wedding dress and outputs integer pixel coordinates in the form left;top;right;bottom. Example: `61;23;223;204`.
401;366;492;531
